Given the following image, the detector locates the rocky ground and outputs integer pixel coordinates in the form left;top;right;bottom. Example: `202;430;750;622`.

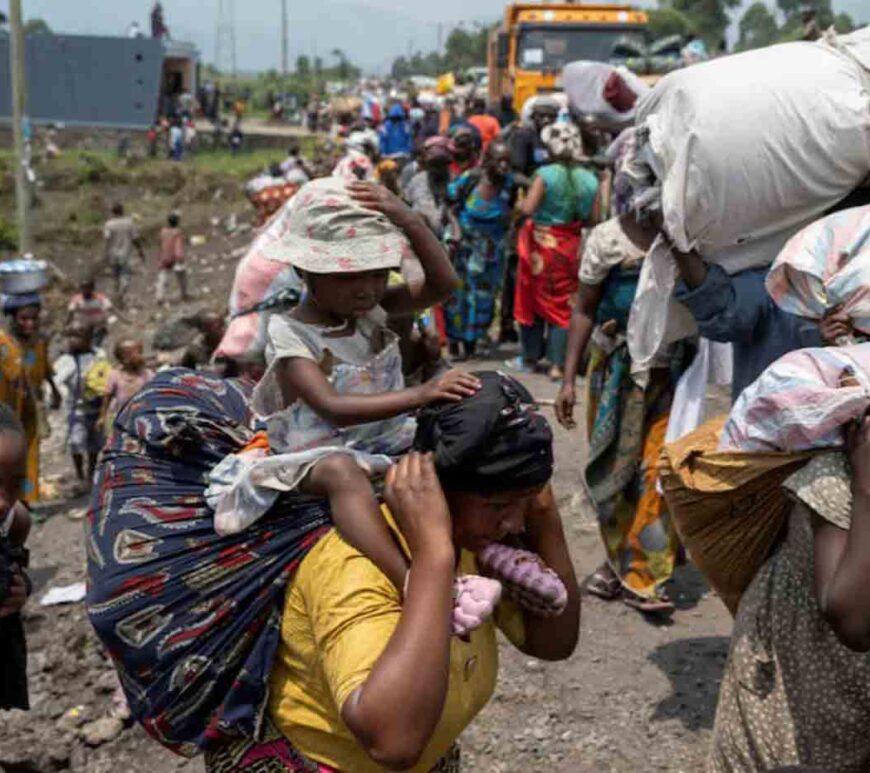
0;150;734;772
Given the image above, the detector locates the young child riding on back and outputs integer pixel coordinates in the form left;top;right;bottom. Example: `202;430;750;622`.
208;177;478;593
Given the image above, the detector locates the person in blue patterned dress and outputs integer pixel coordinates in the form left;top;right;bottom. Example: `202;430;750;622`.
445;140;517;360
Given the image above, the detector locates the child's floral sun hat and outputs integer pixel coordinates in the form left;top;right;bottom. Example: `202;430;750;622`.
260;177;411;274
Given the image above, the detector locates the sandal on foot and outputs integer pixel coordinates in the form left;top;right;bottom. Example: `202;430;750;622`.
477;544;568;617
452;575;502;637
584;564;622;601
621;587;675;616
503;355;536;374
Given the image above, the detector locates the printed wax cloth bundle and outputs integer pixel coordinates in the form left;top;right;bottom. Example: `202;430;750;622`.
85;369;331;755
766;204;870;338
625;27;870;378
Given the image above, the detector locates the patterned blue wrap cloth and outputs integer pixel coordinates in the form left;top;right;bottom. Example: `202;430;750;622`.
85;369;331;756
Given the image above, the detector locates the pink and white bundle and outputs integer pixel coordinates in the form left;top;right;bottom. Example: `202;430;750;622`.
720;344;870;452
766;204;870;334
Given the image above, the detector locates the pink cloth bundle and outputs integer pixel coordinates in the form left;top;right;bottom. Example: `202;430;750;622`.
216;205;303;362
720;343;870;452
766;205;870;334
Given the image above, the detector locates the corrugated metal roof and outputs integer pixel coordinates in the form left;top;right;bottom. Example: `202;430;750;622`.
0;34;172;129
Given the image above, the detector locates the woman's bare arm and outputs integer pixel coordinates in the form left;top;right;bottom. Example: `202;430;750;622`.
341;453;455;770
555;282;603;429
813;417;870;651
516;486;580;660
519;175;545;218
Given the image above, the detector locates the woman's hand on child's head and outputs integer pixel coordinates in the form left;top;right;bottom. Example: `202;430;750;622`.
385;452;452;559
348;181;416;230
419;369;482;405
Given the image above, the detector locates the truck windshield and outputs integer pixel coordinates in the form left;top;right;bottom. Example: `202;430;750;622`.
517;25;646;71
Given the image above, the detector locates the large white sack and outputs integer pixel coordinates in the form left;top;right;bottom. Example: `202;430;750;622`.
635;29;870;266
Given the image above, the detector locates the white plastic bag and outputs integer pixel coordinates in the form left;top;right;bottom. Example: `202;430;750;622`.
665;338;733;446
626;235;697;381
562;61;650;124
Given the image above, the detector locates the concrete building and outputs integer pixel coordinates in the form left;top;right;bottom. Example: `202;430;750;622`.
0;33;200;129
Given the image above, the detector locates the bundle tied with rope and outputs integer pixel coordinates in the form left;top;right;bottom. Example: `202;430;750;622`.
658;416;813;615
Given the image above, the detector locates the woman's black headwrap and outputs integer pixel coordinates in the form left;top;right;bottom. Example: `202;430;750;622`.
414;370;554;492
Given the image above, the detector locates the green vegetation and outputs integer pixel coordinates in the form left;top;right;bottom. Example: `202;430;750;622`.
390;25;491;79
0;216;17;251
202;50;363;114
649;0;859;53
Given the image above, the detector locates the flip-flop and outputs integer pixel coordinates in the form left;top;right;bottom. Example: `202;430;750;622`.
621;587;675;616
584;564;622;601
478;543;568;617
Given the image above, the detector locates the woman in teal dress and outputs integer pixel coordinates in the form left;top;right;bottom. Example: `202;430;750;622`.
445;140;517;359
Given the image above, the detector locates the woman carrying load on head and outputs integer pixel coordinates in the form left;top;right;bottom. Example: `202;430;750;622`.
0;292;62;503
509;122;599;382
555;213;693;616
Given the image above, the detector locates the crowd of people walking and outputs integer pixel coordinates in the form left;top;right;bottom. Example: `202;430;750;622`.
3;25;870;773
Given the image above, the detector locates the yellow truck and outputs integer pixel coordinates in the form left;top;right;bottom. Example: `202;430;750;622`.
488;2;649;115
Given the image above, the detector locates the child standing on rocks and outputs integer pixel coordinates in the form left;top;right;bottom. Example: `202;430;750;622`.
156;212;189;303
100;339;154;434
53;327;107;493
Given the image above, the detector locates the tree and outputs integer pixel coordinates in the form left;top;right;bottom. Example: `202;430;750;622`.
295;55;311;78
331;48;351;81
670;0;741;48
737;2;779;50
443;24;489;71
23;18;51;34
833;11;855;32
647;7;696;40
777;0;834;28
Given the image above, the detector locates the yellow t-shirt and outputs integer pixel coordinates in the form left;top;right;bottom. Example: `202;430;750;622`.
269;513;524;773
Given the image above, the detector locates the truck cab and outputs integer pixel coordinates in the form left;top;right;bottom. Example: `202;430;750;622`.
488;3;648;115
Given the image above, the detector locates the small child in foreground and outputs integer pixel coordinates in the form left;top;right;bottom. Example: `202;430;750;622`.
0;403;32;711
208;178;566;633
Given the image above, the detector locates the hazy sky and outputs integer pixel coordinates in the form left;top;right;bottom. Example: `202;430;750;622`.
2;0;866;73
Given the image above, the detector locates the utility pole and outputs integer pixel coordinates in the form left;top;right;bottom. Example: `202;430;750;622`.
281;0;288;77
9;0;32;255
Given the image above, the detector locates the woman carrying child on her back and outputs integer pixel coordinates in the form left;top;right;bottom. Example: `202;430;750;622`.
207;177;507;623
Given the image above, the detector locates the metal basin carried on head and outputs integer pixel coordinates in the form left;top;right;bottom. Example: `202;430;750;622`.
0;259;48;294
